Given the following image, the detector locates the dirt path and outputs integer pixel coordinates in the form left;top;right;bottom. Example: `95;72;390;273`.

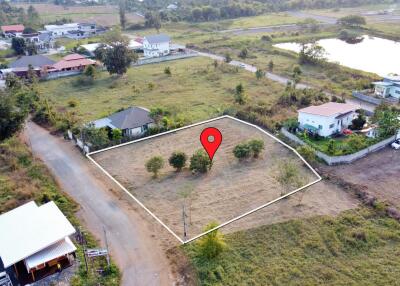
24;121;175;286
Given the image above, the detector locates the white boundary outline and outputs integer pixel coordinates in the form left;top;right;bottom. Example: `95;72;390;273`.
87;115;322;244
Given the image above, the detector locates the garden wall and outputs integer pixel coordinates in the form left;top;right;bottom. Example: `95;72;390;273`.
281;128;398;165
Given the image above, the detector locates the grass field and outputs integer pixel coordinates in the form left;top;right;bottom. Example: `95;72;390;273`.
0;136;120;285
38;57;285;124
14;3;144;26
91;117;319;240
185;206;400;286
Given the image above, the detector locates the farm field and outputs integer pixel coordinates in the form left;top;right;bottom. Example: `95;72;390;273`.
14;3;144;26
38;57;285;124
93;117;321;240
185;206;400;286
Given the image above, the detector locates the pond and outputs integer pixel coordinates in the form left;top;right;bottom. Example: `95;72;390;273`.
274;35;400;76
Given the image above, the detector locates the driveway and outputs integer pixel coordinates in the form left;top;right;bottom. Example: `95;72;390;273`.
24;121;175;286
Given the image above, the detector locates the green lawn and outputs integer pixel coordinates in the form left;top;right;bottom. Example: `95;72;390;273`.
185;207;400;286
38;57;285;123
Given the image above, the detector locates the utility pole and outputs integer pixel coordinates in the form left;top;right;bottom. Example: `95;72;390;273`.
103;227;110;269
182;204;188;241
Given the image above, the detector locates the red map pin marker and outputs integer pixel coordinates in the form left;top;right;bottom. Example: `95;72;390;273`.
200;127;222;161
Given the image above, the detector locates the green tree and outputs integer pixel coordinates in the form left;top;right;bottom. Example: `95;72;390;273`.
238;48;248;59
197;222;226;259
299;42;326;65
248;139;264;158
0;91;28;141
337;15;366;27
351;112;366;130
119;0;127;29
84;65;97;79
375;108;400;138
145;156;164;178
224;53;232;63
255;69;265;80
27;5;40;27
233;143;251;160
190;150;212;174
169;151;187;171
83;126;110;149
234;83;247;105
164;66;171;75
145;12;162;32
268;60;274;72
104;44;137;76
149;107;168;125
11;37;26;55
347;134;367;152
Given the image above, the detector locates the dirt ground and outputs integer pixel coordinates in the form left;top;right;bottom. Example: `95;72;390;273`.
322;147;400;209
15;4;143;26
92;117;355;240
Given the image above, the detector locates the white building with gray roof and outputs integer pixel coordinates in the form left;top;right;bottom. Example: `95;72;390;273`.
143;34;171;58
92;107;155;137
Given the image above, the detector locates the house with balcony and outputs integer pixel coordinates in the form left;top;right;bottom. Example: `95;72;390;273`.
298;102;358;137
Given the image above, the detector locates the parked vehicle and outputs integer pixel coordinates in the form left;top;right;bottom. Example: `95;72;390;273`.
391;139;400;150
239;63;246;68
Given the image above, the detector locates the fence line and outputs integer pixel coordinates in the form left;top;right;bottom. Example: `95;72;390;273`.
281;128;398;165
133;52;198;66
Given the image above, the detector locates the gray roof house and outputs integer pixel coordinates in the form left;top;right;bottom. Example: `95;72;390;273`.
9;55;56;69
92;107;155;137
143;34;171;58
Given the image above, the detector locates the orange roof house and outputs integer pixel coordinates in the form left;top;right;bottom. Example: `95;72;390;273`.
51;54;97;72
1;24;25;34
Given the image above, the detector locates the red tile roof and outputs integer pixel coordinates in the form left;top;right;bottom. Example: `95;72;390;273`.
63;54;86;61
1;24;24;33
52;58;96;71
298;102;357;117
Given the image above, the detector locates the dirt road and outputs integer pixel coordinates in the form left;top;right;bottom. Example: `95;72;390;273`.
24;121;175;286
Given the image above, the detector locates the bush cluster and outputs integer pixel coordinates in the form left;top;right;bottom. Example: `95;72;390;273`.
233;139;265;160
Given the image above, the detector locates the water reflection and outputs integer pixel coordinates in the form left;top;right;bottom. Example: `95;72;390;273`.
274;35;400;76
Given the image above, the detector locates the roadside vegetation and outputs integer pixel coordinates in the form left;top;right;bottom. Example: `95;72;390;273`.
0;136;120;285
185;207;400;286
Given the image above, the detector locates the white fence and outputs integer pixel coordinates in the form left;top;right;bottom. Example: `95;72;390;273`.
281;128;398;165
134;52;198;66
67;131;90;154
43;70;82;80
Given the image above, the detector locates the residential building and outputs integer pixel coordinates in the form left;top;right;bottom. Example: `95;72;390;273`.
44;23;79;38
0;201;76;284
78;23;96;36
373;75;400;99
143;34;170;58
1;24;24;38
50;54;97;72
298;102;357;137
92;106;155;137
0;55;56;78
21;31;54;53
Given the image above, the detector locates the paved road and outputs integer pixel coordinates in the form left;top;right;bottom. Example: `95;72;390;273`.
197;51;375;112
24;121;174;286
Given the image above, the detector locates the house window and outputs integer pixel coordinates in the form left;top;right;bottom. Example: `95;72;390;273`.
329;124;335;129
318;125;323;130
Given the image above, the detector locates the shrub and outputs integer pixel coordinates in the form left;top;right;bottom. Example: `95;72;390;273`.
297;145;316;163
196;222;226;259
351;112;366;130
248;139;264;158
261;35;272;42
145;156;164;178
233;143;251;160
169;151;187;171
164;66;171;75
190;150;212;174
112;128;122;141
68;99;79;108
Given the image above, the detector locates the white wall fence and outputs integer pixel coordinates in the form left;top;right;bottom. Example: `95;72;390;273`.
134;52;198;66
67;130;90;154
281;128;398;165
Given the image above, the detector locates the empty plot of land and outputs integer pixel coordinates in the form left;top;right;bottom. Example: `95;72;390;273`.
91;117;319;240
15;4;143;26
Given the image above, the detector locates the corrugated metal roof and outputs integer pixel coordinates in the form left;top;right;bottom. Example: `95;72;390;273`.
1;24;24;33
0;201;76;268
9;55;55;69
25;237;76;271
298;102;357;117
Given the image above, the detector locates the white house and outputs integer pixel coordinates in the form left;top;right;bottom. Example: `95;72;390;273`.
44;23;79;38
373;75;400;99
143;34;170;58
298;102;358;137
92;106;155;137
0;201;76;283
